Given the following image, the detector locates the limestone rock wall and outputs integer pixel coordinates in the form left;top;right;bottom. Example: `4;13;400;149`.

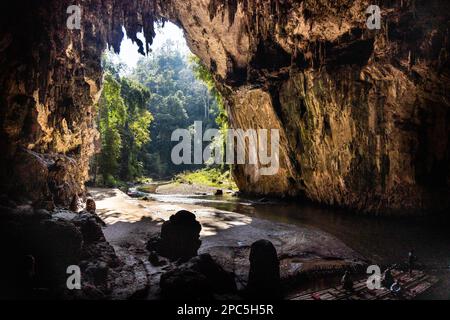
0;0;449;214
0;0;160;207
166;0;450;214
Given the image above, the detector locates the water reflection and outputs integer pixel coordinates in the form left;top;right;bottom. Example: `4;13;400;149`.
142;192;450;268
133;189;450;298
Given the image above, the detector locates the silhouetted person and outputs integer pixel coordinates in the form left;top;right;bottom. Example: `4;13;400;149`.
341;270;353;291
382;268;394;289
408;250;417;275
247;239;281;299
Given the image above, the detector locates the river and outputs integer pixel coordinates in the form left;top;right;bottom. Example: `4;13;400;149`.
135;189;450;299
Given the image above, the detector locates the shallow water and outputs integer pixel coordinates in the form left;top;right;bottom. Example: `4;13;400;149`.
140;191;450;298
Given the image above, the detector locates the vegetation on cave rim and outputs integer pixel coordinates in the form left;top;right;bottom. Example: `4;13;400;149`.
174;168;237;190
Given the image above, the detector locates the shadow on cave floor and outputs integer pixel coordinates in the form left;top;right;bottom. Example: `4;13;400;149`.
89;187;450;299
89;187;366;299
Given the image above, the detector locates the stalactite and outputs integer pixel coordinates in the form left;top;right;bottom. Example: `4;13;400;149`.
1;0;448;215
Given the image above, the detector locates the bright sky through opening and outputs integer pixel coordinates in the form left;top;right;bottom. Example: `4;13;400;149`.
118;22;189;71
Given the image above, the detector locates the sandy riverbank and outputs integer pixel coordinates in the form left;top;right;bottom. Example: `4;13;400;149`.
89;187;366;298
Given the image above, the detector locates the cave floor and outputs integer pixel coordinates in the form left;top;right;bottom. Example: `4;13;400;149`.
88;188;366;299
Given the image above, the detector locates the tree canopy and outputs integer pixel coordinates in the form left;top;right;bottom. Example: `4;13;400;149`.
91;39;226;185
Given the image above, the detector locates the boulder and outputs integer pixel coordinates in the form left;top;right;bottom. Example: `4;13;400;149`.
85;261;109;286
0;215;84;298
160;254;236;300
33;219;84;283
70;194;79;212
148;210;201;261
0;201;117;299
246;239;281;299
73;212;105;243
85;198;96;214
148;251;166;266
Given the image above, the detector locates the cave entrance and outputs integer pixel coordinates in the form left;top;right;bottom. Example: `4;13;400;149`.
89;22;236;197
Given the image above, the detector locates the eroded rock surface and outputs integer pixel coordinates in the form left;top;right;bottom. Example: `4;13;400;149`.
147;210;202;261
1;1;449;214
95;188;367;298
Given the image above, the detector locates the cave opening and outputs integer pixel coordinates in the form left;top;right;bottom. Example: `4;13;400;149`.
89;21;236;193
0;0;449;302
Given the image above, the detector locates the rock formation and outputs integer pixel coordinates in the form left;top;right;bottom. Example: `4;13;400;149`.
160;253;237;299
247;239;281;299
85;198;96;214
147;210;202;261
0;1;449;215
0;203;119;299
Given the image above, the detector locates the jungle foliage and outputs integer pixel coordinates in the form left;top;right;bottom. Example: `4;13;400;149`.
91;39;228;186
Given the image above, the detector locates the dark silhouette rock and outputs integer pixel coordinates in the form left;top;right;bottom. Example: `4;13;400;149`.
148;210;201;261
70;194;79;212
408;249;417;274
0;200;122;299
214;189;223;196
247;239;281;299
148;251;159;265
73;213;105;243
146;235;161;252
160;254;236;300
0;217;84;297
85;261;109;286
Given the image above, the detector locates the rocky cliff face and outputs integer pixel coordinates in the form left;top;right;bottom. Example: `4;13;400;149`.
168;0;450;214
1;0;449;214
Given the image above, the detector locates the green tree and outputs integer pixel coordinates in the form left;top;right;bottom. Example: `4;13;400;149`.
131;40;221;178
119;78;153;181
92;52;153;185
97;72;127;185
190;55;229;170
94;40;228;182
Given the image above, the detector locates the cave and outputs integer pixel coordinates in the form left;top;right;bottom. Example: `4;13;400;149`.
0;0;449;301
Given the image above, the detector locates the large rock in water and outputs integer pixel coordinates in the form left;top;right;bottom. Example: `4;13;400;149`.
247;239;281;299
149;210;201;261
160;254;237;300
